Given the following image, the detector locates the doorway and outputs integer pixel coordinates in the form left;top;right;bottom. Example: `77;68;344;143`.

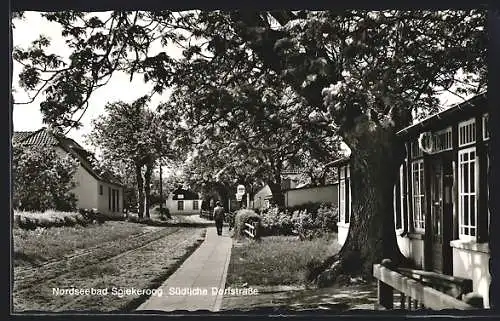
429;157;453;274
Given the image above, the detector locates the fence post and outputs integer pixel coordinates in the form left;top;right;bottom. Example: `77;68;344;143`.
378;279;394;309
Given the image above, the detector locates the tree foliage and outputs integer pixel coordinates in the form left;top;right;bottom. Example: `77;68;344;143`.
12;10;487;281
88;96;184;218
13;145;79;212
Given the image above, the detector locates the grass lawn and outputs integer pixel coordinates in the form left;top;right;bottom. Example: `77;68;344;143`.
222;233;378;312
13;221;151;267
225;233;341;287
13;225;207;312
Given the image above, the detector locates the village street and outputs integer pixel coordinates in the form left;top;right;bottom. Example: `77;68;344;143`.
137;226;233;312
11;9;491;315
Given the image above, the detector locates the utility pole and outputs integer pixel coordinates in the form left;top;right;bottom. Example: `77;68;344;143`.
159;159;163;211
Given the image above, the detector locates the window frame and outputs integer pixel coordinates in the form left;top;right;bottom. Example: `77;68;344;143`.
339;179;346;223
411;159;425;233
483;113;489;141
193;200;199;210
431;127;453;154
108;187;112;211
177;200;184;211
394;164;405;231
458;146;478;241
458;118;476;148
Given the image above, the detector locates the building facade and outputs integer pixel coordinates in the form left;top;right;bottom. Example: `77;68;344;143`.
13;128;125;217
166;187;203;215
335;92;490;307
395;92;490;307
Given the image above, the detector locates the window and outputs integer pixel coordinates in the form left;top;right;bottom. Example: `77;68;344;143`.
338;165;350;224
487;151;490;235
432;127;452;153
115;189;120;212
339;180;346;223
458;118;476;147
99;185;103;195
483;114;489;140
177;200;184;211
394;164;404;230
346;178;350;223
108;187;112;210
112;189;116;212
411;141;423;158
459;147;477;240
412;160;425;231
193;200;199;210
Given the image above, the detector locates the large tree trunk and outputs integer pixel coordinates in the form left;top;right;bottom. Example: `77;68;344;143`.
135;163;145;218
268;181;284;207
312;119;411;286
144;161;153;219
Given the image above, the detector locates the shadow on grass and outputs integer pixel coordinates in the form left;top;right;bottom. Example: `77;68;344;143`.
13;251;46;267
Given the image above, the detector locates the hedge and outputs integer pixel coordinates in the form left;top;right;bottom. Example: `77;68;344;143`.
13;208;107;230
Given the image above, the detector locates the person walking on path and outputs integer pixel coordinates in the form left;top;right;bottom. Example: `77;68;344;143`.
213;201;225;236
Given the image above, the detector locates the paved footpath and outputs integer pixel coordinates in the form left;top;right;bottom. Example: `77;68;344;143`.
137;225;233;312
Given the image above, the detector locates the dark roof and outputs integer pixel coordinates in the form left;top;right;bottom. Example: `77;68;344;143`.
13;129;59;146
171;188;199;200
283;182;338;192
12;131;39;144
397;91;487;138
13;128;124;187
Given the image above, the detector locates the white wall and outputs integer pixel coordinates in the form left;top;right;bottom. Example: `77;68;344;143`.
97;182;124;218
451;242;491;308
167;199;203;215
284;184;338;207
253;185;272;210
56;147;124;217
337;223;349;246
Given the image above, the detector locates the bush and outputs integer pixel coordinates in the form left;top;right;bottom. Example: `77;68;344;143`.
78;208;107;224
14;210;97;230
12;145;79;212
258;202;338;239
153;207;171;220
233;209;261;239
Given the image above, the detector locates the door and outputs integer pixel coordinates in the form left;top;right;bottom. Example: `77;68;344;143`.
430;160;444;273
430;158;454;274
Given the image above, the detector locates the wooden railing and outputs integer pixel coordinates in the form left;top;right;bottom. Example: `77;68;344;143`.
373;261;483;310
244;221;259;239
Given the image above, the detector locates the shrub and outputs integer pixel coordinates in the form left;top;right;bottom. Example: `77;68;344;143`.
12;145;79;212
259;202;338;239
153;207;171;220
233;209;261;239
14;210;94;230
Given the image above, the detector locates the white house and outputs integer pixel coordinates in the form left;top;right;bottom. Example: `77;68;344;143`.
13;128;125;218
166;187;203;215
335;92;491;307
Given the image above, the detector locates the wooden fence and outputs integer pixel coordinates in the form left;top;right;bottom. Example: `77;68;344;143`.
243;221;259;239
373;261;483;310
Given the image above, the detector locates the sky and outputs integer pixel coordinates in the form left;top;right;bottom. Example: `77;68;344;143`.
12;11;183;152
12;11;470;153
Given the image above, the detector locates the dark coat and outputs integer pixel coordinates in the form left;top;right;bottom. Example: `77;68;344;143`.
213;206;225;221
